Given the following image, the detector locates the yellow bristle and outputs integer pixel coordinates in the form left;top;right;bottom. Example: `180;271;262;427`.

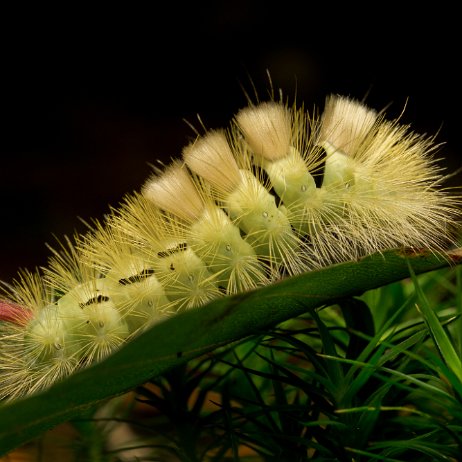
319;95;378;156
235;102;292;161
183;130;242;195
142;162;204;222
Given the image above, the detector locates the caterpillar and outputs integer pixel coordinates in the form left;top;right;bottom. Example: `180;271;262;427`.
0;91;460;401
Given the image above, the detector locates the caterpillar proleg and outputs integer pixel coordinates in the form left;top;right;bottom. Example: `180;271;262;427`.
0;92;460;401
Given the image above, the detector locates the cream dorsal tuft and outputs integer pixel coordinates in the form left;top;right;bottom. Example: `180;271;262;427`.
183;130;242;194
235;102;292;161
142;161;205;222
319;95;378;157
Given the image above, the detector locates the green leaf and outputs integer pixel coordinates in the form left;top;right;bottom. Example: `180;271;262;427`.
408;261;462;383
0;248;460;455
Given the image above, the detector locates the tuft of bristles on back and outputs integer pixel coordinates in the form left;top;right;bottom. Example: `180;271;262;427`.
0;92;461;400
234;102;292;161
319;95;378;156
183;130;242;194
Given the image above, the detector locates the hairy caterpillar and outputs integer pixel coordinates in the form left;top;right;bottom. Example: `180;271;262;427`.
0;92;460;401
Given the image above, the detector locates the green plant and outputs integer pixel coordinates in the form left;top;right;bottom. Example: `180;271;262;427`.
2;252;462;460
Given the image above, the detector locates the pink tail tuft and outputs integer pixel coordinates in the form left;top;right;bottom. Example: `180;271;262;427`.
0;301;33;325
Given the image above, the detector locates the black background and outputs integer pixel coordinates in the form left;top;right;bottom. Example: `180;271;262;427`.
1;2;460;282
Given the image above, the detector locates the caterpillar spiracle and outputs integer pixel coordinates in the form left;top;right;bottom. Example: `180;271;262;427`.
0;93;460;401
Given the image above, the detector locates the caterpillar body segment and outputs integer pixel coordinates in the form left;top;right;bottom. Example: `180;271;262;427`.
142;161;269;293
0;273;80;400
57;278;131;364
233;101;360;266
82;204;220;313
0;93;460;401
183;130;310;276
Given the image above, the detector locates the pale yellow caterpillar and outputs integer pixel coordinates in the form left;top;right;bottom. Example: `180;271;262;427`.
0;92;460;401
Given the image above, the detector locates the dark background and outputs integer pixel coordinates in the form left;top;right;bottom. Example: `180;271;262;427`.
1;3;460;282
